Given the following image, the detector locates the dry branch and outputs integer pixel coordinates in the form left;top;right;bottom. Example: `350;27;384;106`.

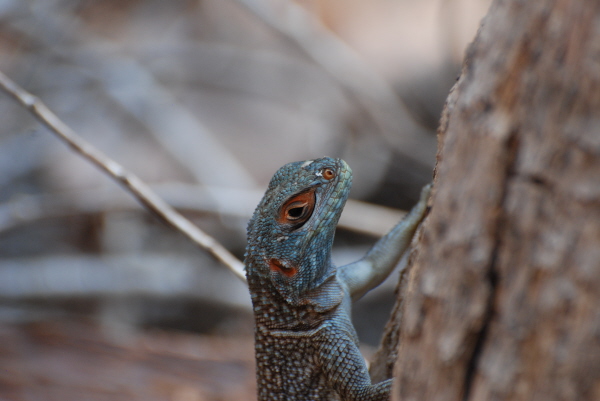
6;7;257;193
0;70;247;282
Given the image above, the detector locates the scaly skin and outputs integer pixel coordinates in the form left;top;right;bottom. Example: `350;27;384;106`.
245;157;431;401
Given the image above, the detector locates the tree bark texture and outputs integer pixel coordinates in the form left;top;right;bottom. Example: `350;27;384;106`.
385;0;600;400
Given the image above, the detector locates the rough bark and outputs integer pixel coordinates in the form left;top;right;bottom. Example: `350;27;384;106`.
369;254;413;383
374;0;600;400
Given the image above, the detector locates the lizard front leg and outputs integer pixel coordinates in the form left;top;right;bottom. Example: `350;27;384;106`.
339;183;432;300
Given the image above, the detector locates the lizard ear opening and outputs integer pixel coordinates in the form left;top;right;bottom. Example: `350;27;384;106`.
278;189;316;228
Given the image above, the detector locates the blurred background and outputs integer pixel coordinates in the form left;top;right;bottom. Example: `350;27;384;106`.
0;0;489;399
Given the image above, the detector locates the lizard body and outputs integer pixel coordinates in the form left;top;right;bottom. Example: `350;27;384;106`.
245;157;430;401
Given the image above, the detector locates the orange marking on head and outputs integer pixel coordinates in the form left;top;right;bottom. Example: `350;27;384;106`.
269;259;298;277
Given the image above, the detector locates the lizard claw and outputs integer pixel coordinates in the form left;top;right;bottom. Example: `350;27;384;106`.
420;182;433;203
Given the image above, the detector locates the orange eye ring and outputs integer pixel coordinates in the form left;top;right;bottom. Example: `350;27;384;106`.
322;168;336;180
277;189;316;225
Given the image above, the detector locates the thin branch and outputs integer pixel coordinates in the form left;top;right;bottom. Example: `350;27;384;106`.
0;69;247;282
7;8;258;192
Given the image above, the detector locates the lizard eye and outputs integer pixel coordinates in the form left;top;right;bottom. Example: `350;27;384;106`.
286;203;307;220
278;189;316;227
322;168;336;180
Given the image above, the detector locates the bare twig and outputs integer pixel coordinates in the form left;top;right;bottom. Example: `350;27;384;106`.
7;7;258;194
0;70;247;282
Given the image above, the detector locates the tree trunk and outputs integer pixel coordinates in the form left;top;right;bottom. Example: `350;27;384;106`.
372;0;600;400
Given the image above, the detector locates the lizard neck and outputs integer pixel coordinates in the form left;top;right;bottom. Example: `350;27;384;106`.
246;264;334;331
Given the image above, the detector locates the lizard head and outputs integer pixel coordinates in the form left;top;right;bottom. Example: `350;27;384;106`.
245;157;352;312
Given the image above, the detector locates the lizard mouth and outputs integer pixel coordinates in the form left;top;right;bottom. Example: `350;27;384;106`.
304;159;352;239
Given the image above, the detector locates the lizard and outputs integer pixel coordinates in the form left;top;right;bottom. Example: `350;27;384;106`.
244;157;431;401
